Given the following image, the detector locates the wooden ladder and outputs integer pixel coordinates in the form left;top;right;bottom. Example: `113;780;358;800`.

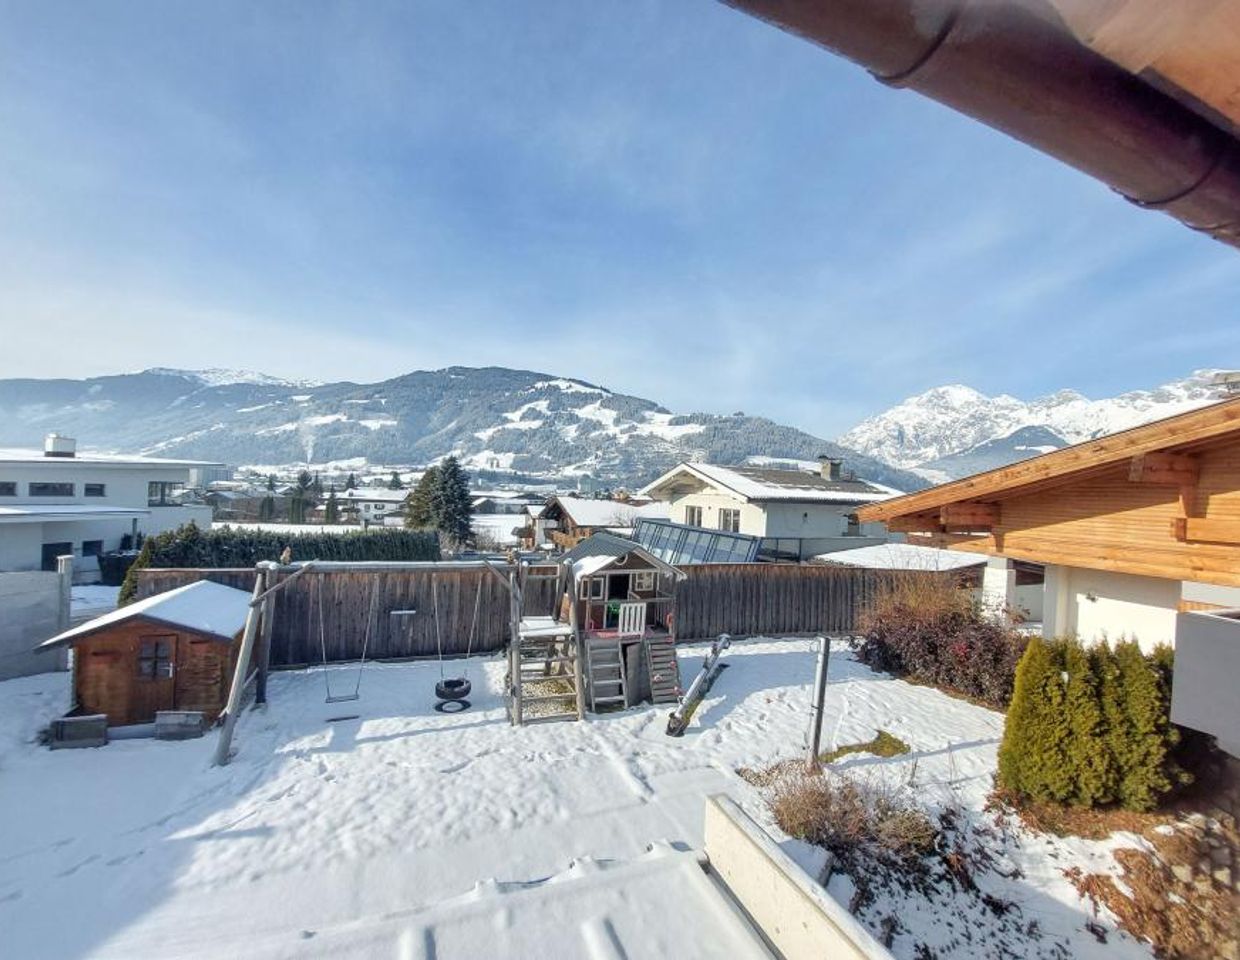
645;636;681;705
586;637;627;712
514;635;581;724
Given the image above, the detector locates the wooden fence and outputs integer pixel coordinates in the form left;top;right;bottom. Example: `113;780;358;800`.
671;564;894;641
135;561;909;664
135;563;560;667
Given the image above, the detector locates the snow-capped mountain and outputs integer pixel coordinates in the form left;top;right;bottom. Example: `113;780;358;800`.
0;366;925;491
839;371;1227;480
141;368;322;389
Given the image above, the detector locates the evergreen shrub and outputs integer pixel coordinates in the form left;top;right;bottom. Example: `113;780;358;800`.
997;636;1192;811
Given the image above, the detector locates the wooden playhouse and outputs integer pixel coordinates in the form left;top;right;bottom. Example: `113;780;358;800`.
37;580;254;727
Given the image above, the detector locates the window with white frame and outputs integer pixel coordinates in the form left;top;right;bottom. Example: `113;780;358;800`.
684;505;703;527
633;570;655;592
718;508;740;533
579;576;605;599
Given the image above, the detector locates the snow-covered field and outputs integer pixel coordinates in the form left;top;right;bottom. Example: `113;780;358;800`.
0;640;1150;959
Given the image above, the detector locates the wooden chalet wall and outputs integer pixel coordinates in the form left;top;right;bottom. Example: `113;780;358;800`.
671;564;892;640
135;565;561;667
908;439;1240;587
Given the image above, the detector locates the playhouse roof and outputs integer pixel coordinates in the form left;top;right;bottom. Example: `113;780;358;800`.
38;580;253;650
561;532;685;582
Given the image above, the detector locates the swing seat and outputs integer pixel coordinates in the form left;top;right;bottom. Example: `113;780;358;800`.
436;677;472;701
325;693;360;704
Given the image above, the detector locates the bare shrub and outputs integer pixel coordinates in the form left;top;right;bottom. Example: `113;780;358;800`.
854;573;1028;708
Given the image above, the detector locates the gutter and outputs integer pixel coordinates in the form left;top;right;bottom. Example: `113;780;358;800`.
719;0;1240;250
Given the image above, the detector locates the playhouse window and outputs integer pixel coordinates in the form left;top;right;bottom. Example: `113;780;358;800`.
579;577;605;600
136;638;174;679
633;571;655;592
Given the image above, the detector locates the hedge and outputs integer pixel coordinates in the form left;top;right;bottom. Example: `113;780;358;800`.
119;522;440;605
997;637;1193;811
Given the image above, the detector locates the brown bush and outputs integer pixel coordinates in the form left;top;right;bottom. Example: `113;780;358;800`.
853;573;1028;708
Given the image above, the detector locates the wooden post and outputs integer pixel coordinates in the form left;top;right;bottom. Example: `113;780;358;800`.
807;636;831;772
568;586;585;720
213;565;268;766
509;571;523;726
255;583;275;706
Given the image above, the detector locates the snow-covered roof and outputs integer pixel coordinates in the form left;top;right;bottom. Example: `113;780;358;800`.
0;448;220;468
38;580;253;649
338;488;409;502
816;542;987;571
0;505;150;524
549;496;670;528
641;462;895;505
561;532;686;581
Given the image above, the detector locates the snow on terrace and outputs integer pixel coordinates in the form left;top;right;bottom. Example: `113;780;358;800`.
0;640;1148;960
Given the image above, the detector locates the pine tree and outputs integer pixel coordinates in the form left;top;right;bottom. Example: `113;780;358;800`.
324;488;339;524
404;467;439;528
388;471;404;490
433;457;473;545
345;473;357;490
266;474;277;493
1110;640;1175;811
258;495;275;522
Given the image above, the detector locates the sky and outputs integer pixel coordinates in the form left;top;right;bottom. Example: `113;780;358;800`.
1;0;1238;440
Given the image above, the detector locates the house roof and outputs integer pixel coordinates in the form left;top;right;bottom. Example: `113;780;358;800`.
815;542;987;572
641;462;894;505
546;496;670;528
857;396;1240;524
339;488;409;503
38;580;253;649
560;532;686;581
0;448;220;468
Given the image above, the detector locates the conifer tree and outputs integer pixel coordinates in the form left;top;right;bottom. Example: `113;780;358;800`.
345;473;357;490
388;470;404;490
1110;640;1176;810
433;457;473;545
997;637;1074;802
324;488;339;525
1063;641;1115;806
404;467;439;529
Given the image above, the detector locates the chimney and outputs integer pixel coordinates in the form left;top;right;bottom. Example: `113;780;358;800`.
44;433;77;458
818;455;843;481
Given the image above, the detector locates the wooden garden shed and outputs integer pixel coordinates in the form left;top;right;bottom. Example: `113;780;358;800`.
37;580;253;727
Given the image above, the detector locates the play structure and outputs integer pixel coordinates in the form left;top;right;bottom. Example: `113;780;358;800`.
490;533;692;726
431;573;482;713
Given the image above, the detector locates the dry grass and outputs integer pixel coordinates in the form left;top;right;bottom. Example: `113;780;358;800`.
988;786;1172;840
820;730;911;764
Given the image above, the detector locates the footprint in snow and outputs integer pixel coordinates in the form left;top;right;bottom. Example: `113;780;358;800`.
56;854;100;878
0;890;23;904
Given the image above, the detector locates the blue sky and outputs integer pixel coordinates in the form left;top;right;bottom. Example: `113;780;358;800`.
1;0;1237;438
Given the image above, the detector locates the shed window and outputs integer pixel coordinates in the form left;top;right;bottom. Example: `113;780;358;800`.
29;482;74;497
137;638;174;679
684;506;703;527
0;482;15;496
85;483;106;497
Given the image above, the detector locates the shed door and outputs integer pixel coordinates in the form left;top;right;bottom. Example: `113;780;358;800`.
132;634;177;723
175;637;229;718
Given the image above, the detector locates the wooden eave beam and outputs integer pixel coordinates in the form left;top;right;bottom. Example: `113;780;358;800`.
939;502;1000;528
1127;452;1199;485
1172;517;1240;545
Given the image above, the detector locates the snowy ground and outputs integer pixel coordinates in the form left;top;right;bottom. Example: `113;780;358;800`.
0;640;1151;959
69;585;120;623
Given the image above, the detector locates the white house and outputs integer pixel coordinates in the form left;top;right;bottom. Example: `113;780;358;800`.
338;487;409;526
640;458;895;561
0;434;216;574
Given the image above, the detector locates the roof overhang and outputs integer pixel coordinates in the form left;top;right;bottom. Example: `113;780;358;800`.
0;506;150;524
719;0;1240;250
38;613;240;651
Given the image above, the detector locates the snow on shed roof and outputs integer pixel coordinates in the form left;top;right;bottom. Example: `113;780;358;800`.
38;580;253;649
815;542;987;571
550;496;669;527
641;462;896;505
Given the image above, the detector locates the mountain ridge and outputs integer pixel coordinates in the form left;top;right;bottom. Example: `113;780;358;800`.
0;366;925;491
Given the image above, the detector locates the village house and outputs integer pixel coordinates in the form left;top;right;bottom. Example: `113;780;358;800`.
856;397;1240;755
640;458;894;561
0;434;215;576
539;495;670;550
336;486;409;526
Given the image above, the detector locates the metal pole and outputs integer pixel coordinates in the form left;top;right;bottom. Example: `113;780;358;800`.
213;565;268;766
807;636;831;772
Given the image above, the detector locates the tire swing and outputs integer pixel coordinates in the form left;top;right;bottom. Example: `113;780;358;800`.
432;574;481;713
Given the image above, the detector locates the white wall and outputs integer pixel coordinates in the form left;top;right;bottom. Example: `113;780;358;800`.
0;569;69;679
1042;564;1180;652
669;490;766;534
1171;610;1240;757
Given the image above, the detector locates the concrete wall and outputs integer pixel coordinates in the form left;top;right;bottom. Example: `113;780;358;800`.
0;568;69;679
703;794;892;960
1042;564;1180;651
1171;610;1240;757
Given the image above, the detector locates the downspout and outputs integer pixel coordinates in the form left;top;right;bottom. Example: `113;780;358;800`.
719;0;1240;249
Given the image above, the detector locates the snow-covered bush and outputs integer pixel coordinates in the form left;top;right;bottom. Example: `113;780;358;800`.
854;574;1027;708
